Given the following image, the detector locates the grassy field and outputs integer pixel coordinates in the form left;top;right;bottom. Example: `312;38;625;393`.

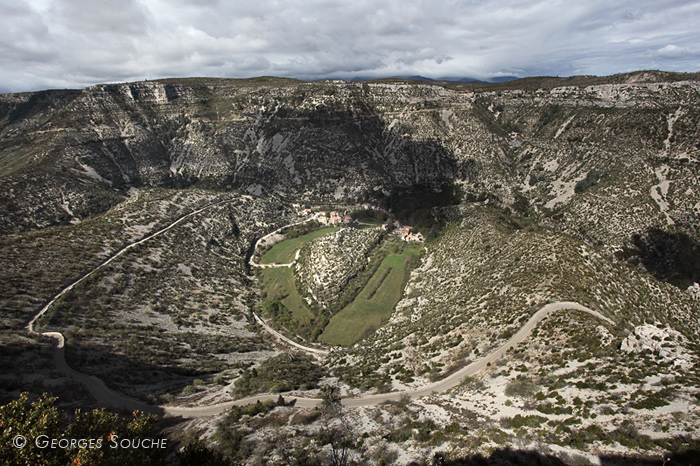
319;244;422;346
356;218;385;226
258;229;421;346
260;267;314;324
260;227;339;264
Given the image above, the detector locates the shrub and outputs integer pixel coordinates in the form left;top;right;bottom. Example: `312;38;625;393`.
631;391;672;410
505;379;539;398
510;414;547;428
0;393;166;466
574;169;601;193
182;385;197;395
232;353;325;398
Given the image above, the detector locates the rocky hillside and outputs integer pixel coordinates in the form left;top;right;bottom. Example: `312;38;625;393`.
295;227;383;308
328;204;699;390
0;188;293;401
2;72;700;463
0;79;464;233
3;71;700;375
2;72;698;250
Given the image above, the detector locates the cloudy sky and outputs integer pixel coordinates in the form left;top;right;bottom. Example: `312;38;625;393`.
2;0;699;93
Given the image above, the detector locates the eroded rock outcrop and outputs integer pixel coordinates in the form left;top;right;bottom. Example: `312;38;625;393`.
620;323;694;369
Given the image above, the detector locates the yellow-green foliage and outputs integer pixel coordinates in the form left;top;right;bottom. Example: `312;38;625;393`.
0;393;166;466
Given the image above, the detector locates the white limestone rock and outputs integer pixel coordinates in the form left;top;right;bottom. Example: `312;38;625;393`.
620;323;693;369
687;282;700;301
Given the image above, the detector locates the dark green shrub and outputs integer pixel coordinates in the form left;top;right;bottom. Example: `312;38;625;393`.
505;379;539;398
574;169;601;193
232;353;325;398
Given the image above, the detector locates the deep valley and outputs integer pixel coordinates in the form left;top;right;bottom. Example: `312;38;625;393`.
1;71;699;465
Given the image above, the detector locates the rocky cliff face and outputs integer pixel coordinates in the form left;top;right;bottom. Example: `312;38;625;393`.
0;79;465;233
1;72;699;255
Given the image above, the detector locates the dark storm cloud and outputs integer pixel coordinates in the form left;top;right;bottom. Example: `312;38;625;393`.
1;0;699;93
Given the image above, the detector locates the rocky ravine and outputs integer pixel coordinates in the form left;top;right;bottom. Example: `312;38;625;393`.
2;71;700;464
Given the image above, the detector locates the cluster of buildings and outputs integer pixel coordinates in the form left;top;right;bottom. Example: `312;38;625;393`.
316;211;353;226
295;205;353;226
293;203;423;242
391;221;424;242
359;203;390;215
370;220;423;242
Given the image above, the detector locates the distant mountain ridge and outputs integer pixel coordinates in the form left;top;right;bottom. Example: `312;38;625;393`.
344;74;519;84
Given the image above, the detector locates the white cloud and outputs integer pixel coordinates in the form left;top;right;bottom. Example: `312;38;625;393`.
1;0;699;93
657;44;694;58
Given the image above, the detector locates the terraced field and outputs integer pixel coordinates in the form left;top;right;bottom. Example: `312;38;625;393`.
320;244;422;346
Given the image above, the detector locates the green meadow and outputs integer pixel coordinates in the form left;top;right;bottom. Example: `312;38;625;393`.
260;266;314;324
319;244;421;346
259;226;421;346
260;227;339;264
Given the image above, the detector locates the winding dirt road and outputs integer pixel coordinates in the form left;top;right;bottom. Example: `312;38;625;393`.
252;313;329;357
166;302;614;417
26;198;234;334
341;302;613;408
248;217;314;269
25;207;614;419
248;215;331;355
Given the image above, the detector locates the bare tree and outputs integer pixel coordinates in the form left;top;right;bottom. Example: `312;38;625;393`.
319;385;354;466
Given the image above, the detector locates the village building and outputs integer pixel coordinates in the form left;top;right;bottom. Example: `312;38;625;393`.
329;211;343;225
404;232;424;242
390;222;424;242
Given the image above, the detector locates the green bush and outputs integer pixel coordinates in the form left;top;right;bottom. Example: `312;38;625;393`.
0;393;166;466
509;414;547;428
232;353;325;398
631;391;672;410
182;385;197;395
504;379;539;398
574;169;601;193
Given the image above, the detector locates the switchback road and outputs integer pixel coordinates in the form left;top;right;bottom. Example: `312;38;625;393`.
25;204;614;418
167;301;613;416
